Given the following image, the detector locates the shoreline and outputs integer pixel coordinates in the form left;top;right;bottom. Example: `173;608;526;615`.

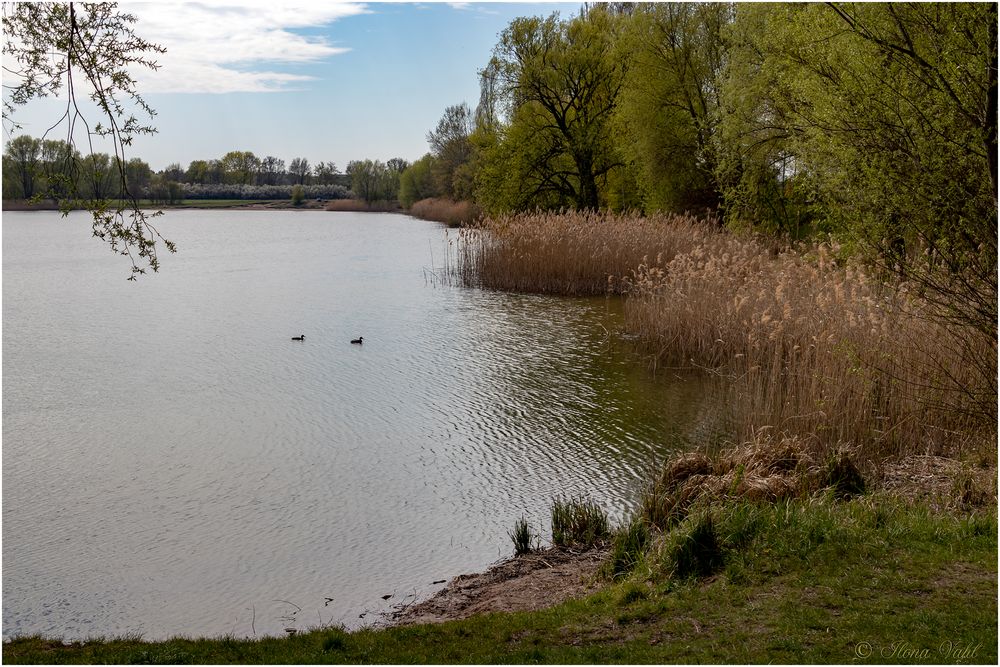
1;199;375;212
384;546;609;628
2;453;995;663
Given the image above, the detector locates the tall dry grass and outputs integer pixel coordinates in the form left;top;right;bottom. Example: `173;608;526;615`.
324;199;402;212
408;198;481;227
625;236;996;461
454;210;719;295
455;210;996;463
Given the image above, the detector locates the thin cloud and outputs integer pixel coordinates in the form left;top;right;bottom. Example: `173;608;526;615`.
131;3;369;94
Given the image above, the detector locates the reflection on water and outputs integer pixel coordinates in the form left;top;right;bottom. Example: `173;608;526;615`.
2;210;728;640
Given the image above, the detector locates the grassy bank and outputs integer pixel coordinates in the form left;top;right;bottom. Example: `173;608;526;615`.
4;494;994;664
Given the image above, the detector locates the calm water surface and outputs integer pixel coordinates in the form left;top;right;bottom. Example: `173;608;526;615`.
2;210;721;640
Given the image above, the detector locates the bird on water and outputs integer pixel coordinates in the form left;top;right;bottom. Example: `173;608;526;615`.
292;334;305;341
351;336;364;344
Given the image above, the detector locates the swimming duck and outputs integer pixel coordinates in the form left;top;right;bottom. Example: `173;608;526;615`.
351;336;364;344
292;334;305;341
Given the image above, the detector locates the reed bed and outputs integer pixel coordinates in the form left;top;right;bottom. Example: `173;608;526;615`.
409;197;481;227
626;236;996;461
455;210;995;464
454;210;718;295
323;199;402;212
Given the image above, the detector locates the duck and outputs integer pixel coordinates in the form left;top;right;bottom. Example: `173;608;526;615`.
351;336;364;344
292;334;305;341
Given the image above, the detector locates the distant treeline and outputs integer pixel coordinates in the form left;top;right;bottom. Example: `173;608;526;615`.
0;142;419;204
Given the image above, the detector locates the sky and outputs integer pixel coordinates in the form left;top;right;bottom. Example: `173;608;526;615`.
4;1;580;172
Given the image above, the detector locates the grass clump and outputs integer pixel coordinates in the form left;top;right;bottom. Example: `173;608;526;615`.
819;450;866;498
606;517;651;579
508;515;537;556
550;496;611;549
661;511;725;580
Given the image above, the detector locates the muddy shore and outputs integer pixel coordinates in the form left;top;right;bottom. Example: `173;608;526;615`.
386;547;609;627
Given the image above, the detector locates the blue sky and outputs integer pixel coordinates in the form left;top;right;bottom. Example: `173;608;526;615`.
5;1;580;172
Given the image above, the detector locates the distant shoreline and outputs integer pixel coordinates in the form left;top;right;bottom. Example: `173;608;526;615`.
1;198;399;213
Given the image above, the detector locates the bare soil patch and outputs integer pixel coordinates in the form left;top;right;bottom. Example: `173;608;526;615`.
387;547;608;626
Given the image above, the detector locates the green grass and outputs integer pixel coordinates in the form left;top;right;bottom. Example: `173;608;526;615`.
551;496;611;548
508;515;537;556
5;498;995;664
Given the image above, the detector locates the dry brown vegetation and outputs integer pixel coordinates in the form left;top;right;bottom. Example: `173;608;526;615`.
323;199;402;213
408;198;481;227
454;210;719;295
455;211;996;467
626;235;995;462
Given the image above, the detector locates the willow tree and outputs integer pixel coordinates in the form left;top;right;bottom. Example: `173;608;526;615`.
721;2;997;339
3;2;174;278
475;6;628;211
615;2;731;214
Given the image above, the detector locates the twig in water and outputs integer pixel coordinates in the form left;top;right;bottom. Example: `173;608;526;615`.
273;599;302;612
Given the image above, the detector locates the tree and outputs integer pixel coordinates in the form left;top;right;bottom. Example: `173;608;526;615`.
259;156;286;185
347;159;401;203
720;2;997;338
291;184;305;206
161;163;185;182
289;157;311;185
427;103;475;199
480;7;628;210
398;154;438;208
2;2;173;278
39;138;78;200
615;3;731;213
185;160;210;184
220;150;260;185
313;161;338;185
124;157;152;197
81;152;117;200
4;134;41;198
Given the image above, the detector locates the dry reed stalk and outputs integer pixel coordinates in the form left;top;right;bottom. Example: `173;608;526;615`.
455;210;993;463
626;234;995;461
409;198;481;227
453;210;719;295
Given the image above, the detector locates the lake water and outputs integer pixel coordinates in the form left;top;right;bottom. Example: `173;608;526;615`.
2;210;721;640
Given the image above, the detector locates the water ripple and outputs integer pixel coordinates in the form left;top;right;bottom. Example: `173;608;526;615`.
3;211;729;641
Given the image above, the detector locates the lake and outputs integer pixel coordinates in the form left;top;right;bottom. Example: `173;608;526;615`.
2;210;721;640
